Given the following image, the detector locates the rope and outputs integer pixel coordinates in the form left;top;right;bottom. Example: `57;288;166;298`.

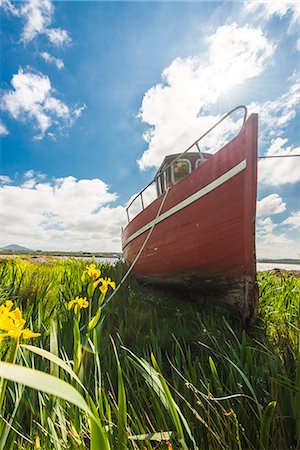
102;187;170;310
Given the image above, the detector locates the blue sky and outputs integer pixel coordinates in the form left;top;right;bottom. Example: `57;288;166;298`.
0;0;299;256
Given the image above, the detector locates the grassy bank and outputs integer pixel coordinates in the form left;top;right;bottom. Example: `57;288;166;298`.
0;258;299;449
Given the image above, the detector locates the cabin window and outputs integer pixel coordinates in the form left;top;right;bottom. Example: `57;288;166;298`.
158;179;162;196
156;165;168;196
171;159;191;184
162;169;168;192
156;176;162;197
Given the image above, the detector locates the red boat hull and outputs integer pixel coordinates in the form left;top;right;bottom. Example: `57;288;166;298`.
122;114;258;321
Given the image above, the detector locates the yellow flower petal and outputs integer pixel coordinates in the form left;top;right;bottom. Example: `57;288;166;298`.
0;300;13;314
67;300;76;310
0;332;10;339
97;277;116;296
86;264;101;280
108;278;116;290
5;300;13;310
22;329;41;339
93;278;103;289
100;284;108;295
0;304;39;341
81;299;89;309
10;308;24;324
67;297;89;314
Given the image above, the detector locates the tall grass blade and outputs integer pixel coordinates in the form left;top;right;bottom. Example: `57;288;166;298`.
0;361;110;449
110;337;127;449
126;347;197;450
0;362;92;416
208;356;222;391
87;396;111;450
47;417;63;450
20;344;85;390
260;401;276;450
50;320;59;378
129;431;174;441
224;357;262;419
0;385;27;450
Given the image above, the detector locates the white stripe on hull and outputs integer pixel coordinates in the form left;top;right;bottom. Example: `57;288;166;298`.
123;159;247;248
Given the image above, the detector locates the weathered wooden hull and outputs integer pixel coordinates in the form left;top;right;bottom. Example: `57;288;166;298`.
122;114;258;321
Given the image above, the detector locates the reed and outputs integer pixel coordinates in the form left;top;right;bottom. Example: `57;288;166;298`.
0;257;299;449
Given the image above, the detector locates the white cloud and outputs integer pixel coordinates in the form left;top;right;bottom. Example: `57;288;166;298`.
0;68;85;139
20;0;53;43
256;193;300;258
0;121;9;136
137;23;274;170
248;79;300;138
283;211;300;230
256;216;277;238
0;175;12;184
20;179;37;189
256;231;297;259
296;39;300;51
40;51;64;70
257;194;286;217
1;0;71;46
256;216;298;258
21;170;47;188
207;23;274;83
45;28;71;47
245;1;300;30
259;138;300;186
0;0;18;15
0;174;127;252
24;169;35;179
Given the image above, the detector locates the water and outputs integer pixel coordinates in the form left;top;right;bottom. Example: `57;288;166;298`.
257;262;300;272
36;258;300;270
0;254;121;264
55;255;121;264
47;258;300;270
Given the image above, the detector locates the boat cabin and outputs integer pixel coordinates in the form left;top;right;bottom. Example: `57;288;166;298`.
155;152;212;197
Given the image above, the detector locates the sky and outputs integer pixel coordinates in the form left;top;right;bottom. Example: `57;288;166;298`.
0;0;299;258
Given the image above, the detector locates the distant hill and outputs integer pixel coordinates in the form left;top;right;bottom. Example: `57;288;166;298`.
1;244;31;251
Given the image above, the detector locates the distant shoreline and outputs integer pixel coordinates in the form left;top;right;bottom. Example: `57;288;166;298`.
0;250;299;265
0;250;122;259
257;258;300;265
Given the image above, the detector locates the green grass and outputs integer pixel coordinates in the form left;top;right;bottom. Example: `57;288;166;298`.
0;257;299;449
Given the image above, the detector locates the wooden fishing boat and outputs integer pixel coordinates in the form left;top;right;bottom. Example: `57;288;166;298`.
122;107;258;321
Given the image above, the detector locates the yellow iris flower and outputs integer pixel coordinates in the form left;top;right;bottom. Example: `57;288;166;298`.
0;300;40;341
67;296;89;314
81;264;101;282
93;277;116;295
0;300;13;314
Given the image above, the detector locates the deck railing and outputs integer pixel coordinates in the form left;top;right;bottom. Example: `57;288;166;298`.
126;105;247;222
